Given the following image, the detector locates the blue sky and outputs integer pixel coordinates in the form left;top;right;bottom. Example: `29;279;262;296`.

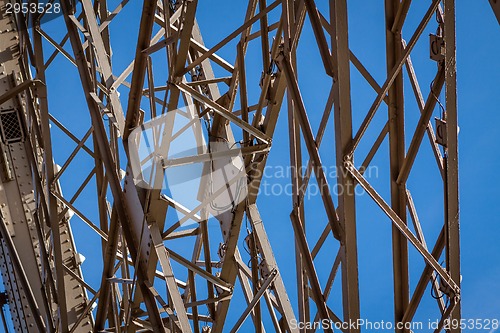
2;1;499;332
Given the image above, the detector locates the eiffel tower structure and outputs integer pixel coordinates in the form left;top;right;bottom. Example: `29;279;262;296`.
0;0;486;332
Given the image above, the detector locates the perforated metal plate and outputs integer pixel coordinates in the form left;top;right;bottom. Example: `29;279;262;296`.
0;109;24;144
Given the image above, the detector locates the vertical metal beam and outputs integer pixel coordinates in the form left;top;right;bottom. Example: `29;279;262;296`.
167;0;199;111
81;0;126;133
444;0;462;330
94;210;119;332
277;53;343;241
33;21;71;333
286;59;309;332
258;0;271;72
290;210;333;333
248;204;299;333
150;223;192;333
385;1;409;328
330;0;361;329
124;0;157;139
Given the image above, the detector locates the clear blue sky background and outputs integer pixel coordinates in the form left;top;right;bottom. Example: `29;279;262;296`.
2;1;499;332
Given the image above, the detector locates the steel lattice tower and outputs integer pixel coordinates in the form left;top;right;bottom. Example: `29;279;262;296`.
0;0;471;332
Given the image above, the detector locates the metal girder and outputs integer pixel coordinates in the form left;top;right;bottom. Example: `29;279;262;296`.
277;53;343;241
124;0;158;139
59;1;165;331
444;0;462;329
330;0;361;326
385;1;410;328
290;209;333;333
33;14;72;333
349;0;442;155
0;5;93;333
80;0;126;134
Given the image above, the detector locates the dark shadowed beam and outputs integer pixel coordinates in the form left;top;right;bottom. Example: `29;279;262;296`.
124;0;157;140
330;0;361;329
385;1;409;330
167;0;199;111
444;0;462;330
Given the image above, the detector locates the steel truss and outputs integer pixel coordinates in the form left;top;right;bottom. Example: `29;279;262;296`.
0;0;461;332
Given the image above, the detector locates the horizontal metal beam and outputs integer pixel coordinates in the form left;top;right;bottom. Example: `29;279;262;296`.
175;82;271;143
0;79;41;105
162;144;270;168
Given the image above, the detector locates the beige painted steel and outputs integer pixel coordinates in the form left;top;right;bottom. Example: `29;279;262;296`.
0;6;92;333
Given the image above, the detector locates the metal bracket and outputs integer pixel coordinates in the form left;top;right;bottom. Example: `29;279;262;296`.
430;34;445;61
0;141;13;181
0;78;41;106
435;117;447;147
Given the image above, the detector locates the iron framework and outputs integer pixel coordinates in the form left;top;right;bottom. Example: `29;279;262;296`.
0;0;464;332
